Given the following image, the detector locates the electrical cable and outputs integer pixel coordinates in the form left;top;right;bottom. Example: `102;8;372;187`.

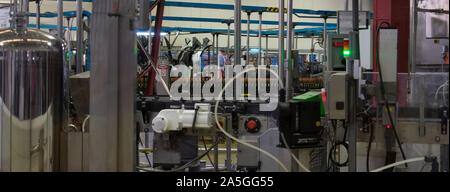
328;120;349;168
375;21;408;167
370;157;425;172
214;67;295;172
202;136;215;168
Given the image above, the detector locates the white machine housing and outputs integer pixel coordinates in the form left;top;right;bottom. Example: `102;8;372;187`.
152;103;213;133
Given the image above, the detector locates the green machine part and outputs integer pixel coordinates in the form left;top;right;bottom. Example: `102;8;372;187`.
291;91;325;116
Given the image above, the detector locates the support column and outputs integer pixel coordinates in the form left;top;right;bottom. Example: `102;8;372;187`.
89;0;137;172
258;12;262;66
76;0;84;74
278;0;285;89
246;12;251;66
57;0;63;38
234;0;241;66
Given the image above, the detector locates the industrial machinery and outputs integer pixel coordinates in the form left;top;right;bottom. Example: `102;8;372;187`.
0;0;446;174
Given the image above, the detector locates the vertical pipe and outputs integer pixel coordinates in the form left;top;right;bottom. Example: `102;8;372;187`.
246;12;251;66
212;33;215;65
13;0;18;13
291;25;295;51
22;0;29;25
360;0;364;11
286;0;293;100
227;23;231;63
258;12;262;66
148;11;153;55
76;0;83;74
226;136;232;171
353;0;359;32
348;0;360;173
36;0;40;29
409;0;417;94
57;0;63;38
67;18;72;68
216;34;220;68
266;35;268;63
323;18;328;62
278;0;285;86
345;0;349;11
234;0;241;66
214;136;219;172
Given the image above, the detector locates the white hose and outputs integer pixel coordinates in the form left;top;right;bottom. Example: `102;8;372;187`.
434;80;448;101
214;66;308;172
82;115;90;133
370;157;425;172
280;133;311;172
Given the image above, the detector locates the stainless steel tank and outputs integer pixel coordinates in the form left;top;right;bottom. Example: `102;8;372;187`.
0;27;68;172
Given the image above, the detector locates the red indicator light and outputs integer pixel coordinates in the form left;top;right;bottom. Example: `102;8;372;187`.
333;42;344;47
386;125;391;129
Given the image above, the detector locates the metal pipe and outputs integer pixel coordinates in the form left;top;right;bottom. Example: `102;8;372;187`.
149;10;153;55
352;0;359;32
291;25;295;51
36;0;40;29
234;0;241;66
57;0;63;38
227;23;231;63
409;0;418;94
76;0;83;74
212;33;215;65
348;0;360;173
216;33;220;67
226;136;232;171
345;0;349;11
266;35;268;64
13;0;18;14
323;17;327;62
278;0;285;86
21;0;29;25
213;136;219;172
246;12;251;66
258;12;262;66
286;0;293;100
360;0;364;11
67;18;72;68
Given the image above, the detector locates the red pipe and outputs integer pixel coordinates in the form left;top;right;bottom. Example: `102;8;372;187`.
146;0;165;96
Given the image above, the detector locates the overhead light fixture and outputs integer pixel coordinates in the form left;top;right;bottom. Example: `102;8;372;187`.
136;31;168;36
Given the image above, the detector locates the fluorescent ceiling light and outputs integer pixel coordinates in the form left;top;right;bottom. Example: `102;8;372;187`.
136;32;168;36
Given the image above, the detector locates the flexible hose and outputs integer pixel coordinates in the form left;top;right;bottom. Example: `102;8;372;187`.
370;157;425;172
82;115;90;133
214;66;306;172
280;133;312;172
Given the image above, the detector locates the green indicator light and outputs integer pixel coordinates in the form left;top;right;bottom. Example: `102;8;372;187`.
343;50;351;56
